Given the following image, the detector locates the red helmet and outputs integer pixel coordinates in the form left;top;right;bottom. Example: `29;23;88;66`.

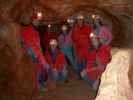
31;12;43;21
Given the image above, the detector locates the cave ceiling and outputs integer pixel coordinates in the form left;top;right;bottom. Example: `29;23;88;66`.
0;0;133;24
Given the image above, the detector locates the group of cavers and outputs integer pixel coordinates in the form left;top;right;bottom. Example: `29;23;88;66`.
20;12;113;94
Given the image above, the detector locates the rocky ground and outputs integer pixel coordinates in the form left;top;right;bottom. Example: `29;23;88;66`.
33;66;96;100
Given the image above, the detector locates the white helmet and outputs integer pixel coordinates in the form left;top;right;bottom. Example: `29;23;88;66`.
92;14;96;19
67;18;74;24
61;25;68;31
92;14;101;20
77;14;84;20
49;39;58;46
48;24;51;28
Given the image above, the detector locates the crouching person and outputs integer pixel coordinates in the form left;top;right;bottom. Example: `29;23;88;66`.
45;39;67;84
81;33;111;91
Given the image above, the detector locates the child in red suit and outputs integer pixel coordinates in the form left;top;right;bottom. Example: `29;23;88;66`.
45;39;67;83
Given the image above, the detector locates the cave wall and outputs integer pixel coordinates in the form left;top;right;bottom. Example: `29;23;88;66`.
0;22;36;100
96;49;133;100
0;0;131;47
0;0;132;23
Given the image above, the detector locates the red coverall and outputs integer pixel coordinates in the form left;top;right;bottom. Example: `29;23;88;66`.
21;25;47;91
86;45;111;81
45;49;65;72
71;25;92;62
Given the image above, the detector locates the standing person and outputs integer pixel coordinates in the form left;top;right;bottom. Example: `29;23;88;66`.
58;25;75;67
21;12;49;93
92;15;113;45
71;14;92;79
81;33;111;91
45;39;67;84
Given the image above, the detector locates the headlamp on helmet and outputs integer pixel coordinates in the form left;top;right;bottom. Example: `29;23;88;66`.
77;15;84;20
48;24;51;28
90;32;95;38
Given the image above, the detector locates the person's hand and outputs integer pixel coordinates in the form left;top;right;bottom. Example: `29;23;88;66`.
96;57;102;66
80;69;86;77
98;65;106;72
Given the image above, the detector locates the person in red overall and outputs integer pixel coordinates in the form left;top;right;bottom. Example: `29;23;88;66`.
71;14;92;79
45;39;67;84
81;33;111;91
21;12;49;93
43;24;58;51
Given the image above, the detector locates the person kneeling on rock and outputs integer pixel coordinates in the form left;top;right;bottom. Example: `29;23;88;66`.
81;33;111;91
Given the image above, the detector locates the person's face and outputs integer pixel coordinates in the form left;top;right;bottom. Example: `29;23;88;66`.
99;38;106;45
47;24;52;32
61;26;68;33
32;19;41;26
77;19;84;27
50;40;58;50
91;37;99;49
68;20;74;28
95;19;101;27
50;44;57;50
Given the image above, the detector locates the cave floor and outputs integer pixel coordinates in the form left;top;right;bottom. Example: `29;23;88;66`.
34;66;96;100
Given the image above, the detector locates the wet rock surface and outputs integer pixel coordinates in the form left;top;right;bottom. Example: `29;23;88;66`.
33;65;96;100
96;49;133;100
0;23;36;100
